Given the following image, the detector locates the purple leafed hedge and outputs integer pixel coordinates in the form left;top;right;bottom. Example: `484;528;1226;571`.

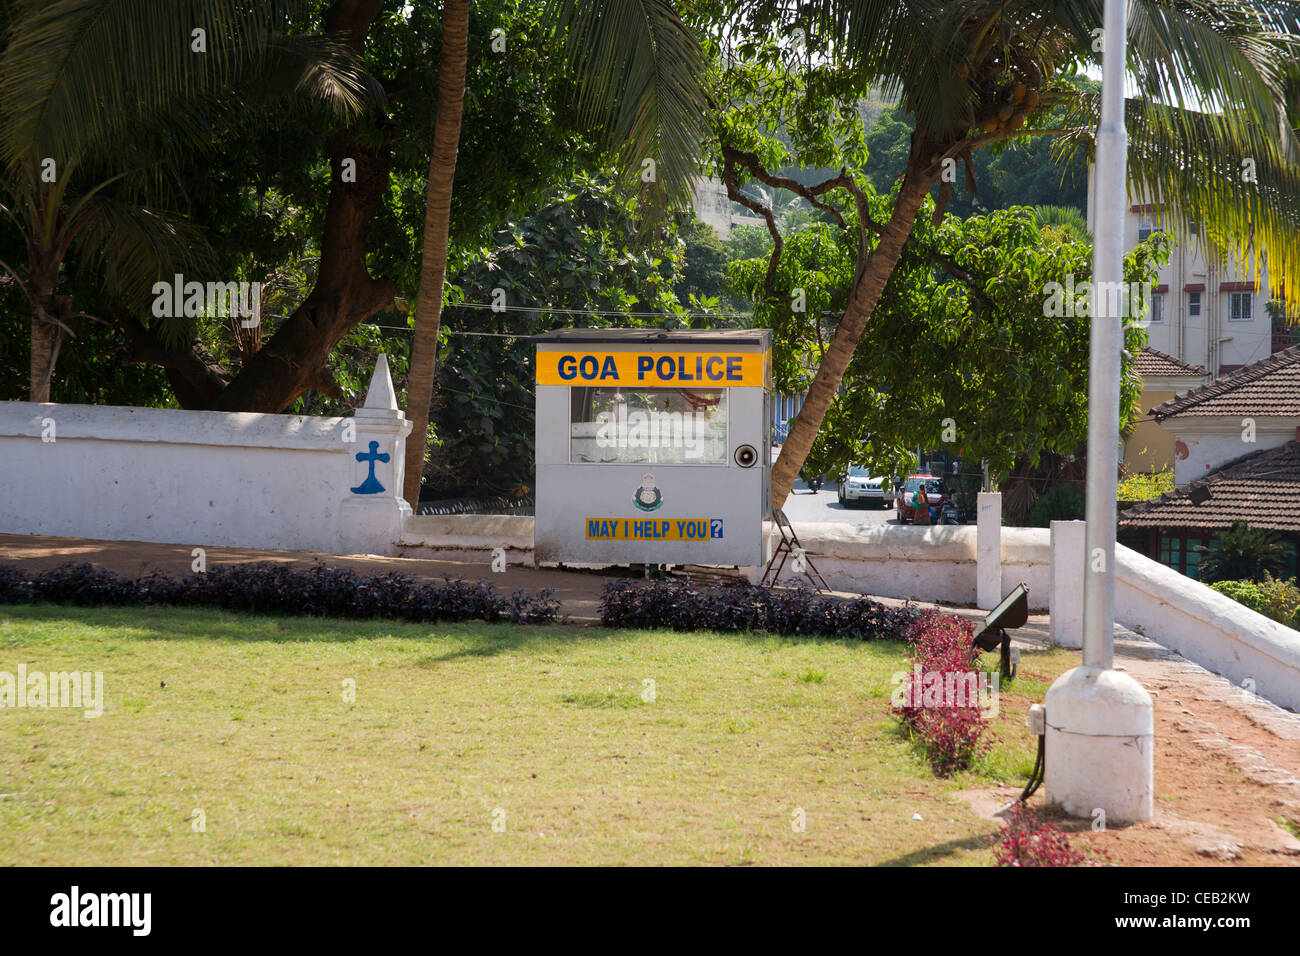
0;562;559;625
598;578;919;640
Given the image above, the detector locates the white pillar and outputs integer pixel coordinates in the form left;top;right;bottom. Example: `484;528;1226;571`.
1045;667;1154;824
1049;520;1085;648
338;354;413;556
976;492;1002;610
1044;0;1154;824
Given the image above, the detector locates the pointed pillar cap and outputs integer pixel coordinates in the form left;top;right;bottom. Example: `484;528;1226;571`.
363;354;399;411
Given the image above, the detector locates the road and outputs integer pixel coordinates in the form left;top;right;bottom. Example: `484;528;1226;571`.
781;479;900;525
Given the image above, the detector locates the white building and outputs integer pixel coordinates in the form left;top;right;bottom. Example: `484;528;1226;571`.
1148;344;1300;486
1086;177;1279;376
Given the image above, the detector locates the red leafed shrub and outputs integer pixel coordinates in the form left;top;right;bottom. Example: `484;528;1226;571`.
894;610;993;774
993;803;1103;866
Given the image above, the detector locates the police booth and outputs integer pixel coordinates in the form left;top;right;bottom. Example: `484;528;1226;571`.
533;329;772;568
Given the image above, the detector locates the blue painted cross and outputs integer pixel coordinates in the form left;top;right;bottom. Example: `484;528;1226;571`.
351;440;389;495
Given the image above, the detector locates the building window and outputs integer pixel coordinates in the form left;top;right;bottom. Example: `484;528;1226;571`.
1157;534;1216;580
1137;216;1155;243
1229;291;1252;322
569;387;728;465
1187;291;1201;317
1159;531;1298;581
1149;293;1164;323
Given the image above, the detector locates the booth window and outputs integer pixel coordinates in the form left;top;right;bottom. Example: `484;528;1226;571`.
569;387;728;464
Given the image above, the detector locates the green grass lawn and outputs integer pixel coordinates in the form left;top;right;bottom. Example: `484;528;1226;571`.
0;604;1058;865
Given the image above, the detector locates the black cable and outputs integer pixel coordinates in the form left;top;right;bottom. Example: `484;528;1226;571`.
1019;734;1046;802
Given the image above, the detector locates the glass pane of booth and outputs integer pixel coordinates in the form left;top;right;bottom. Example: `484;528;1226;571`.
569;387;728;464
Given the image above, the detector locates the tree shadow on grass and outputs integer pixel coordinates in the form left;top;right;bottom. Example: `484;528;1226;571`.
874;833;992;866
0;602;625;650
413;626;638;665
2;604;671;672
1;604;916;666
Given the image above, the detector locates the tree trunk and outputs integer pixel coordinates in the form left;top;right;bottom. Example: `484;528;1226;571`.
29;316;58;402
770;169;937;508
28;273;60;403
401;0;471;506
208;0;393;414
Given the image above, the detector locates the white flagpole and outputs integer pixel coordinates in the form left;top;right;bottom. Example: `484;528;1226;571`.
1082;0;1128;669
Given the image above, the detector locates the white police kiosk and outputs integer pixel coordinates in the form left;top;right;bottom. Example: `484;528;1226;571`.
533;328;772;568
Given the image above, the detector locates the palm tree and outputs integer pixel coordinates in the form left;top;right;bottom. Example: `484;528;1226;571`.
0;0;369;401
0;157;211;402
1033;205;1090;244
1194;521;1289;583
722;1;1300;507
400;0;470;507
400;0;712;503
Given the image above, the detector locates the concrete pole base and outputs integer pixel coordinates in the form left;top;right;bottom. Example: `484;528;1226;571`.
1043;666;1154;824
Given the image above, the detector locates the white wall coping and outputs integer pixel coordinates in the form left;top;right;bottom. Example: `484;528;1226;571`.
0;401;351;451
789;521;978;561
1116;546;1300;675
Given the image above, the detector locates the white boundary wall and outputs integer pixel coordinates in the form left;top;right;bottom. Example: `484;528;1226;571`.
771;521;1052;609
1050;519;1300;711
4;383;1297;712
0;358;412;557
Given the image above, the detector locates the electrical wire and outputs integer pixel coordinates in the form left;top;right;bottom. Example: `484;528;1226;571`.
444;301;755;319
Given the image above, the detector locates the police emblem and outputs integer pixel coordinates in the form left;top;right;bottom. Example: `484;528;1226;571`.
633;473;664;512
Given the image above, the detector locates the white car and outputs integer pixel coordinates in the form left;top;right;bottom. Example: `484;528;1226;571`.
837;466;891;509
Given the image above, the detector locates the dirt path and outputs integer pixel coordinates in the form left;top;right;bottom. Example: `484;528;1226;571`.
962;630;1300;865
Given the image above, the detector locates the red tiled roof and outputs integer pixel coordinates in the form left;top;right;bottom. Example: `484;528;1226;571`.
1118;441;1300;533
1151;345;1300;419
1135;347;1207;378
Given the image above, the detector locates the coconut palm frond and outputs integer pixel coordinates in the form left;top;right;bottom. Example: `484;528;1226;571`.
545;0;712;216
71;196;214;329
1059;93;1300;304
0;0;371;166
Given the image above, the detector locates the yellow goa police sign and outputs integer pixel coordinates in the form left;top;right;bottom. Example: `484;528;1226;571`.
535;350;768;387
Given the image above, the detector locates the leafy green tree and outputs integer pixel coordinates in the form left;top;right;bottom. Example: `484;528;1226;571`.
0;0;627;416
863;80;1096;218
1027;486;1086;527
1194;522;1290;584
0;0;367;401
729;199;1164;485
423;175;690;496
707;1;1300;507
723;224;775;263
675;217;726;302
